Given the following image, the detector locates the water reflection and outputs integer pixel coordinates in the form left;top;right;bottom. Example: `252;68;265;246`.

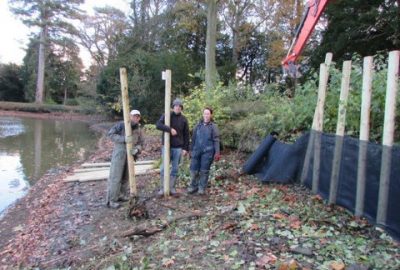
0;116;99;213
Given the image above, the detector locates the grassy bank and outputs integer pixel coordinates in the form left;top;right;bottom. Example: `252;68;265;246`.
0;101;90;114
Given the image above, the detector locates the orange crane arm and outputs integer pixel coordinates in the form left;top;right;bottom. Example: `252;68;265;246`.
282;0;330;73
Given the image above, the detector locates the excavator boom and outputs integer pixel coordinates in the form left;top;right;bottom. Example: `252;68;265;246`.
282;0;330;77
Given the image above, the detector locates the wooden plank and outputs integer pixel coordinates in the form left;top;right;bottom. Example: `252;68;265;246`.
74;164;154;174
329;60;352;204
162;70;171;196
81;162;111;168
74;167;110;173
355;56;373;217
81;160;155;168
64;169;160;183
65;170;110;181
120;67;137;195
377;50;399;226
65;164;157;181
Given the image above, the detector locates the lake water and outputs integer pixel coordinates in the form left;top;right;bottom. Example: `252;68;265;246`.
0;116;100;214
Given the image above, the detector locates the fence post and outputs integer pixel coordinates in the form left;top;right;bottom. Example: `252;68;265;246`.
355;56;373;217
162;70;172;197
377;51;399;225
120;67;137;196
301;53;332;185
312;63;329;193
329;60;352;204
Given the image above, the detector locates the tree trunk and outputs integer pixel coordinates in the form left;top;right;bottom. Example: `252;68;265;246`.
63;88;67;105
35;26;47;104
205;0;218;92
231;5;239;67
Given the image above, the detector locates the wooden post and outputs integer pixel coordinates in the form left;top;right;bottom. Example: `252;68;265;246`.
311;63;329;193
355;56;373;217
301;53;332;185
120;67;137;196
377;50;399;225
329;60;352;204
162;70;172;197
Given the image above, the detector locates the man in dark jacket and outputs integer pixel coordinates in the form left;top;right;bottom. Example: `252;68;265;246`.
106;109;144;209
156;98;190;195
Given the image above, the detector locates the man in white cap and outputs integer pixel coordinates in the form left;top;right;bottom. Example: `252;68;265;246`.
105;109;144;208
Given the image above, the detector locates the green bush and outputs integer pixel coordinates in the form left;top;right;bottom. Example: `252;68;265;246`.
183;52;399;151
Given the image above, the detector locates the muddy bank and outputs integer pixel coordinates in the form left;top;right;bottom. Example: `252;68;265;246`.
0;111;118;267
0;115;161;268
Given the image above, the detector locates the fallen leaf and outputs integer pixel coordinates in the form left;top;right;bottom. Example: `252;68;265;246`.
278;259;299;270
250;224;260;231
312;195;323;201
246;187;260;196
273;213;286;220
222;222;237;231
283;194;296;203
330;262;345;270
162;258;175;267
256;253;277;266
290;220;301;229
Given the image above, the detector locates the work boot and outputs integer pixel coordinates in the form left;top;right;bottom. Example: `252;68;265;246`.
187;171;199;194
170;176;177;195
157;175;165;196
187;186;197;194
107;201;120;209
118;194;130;202
197;188;206;195
198;171;209;195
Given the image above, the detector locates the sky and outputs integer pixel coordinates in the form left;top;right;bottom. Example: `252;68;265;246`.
0;0;130;67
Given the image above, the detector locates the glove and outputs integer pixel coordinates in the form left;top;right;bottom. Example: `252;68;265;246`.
214;153;221;161
125;136;133;144
130;148;139;156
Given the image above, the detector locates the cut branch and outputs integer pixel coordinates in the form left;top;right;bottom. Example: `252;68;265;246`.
120;212;205;238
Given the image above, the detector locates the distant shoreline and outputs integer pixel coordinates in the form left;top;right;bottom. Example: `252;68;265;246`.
0;109;107;122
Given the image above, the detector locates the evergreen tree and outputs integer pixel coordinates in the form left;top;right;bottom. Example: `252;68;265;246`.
9;0;84;103
310;0;399;66
0;63;24;102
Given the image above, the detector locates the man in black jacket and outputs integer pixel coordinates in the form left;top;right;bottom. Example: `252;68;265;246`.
156;98;190;195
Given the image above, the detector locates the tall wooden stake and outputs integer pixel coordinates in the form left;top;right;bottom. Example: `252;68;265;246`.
311;63;329;194
162;70;172;197
120;67;137;196
329;60;352;204
377;50;399;225
355;56;373;217
301;53;332;185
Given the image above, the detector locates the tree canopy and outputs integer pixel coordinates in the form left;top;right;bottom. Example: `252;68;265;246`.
2;0;398;118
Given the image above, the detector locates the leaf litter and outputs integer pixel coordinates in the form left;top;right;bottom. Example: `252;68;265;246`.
0;132;399;270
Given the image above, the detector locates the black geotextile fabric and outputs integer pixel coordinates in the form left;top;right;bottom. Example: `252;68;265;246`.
243;132;400;240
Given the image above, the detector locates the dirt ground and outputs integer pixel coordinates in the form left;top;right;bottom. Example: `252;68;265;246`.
0;111;399;270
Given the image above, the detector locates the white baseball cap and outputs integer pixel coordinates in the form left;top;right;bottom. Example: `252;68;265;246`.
130;109;141;115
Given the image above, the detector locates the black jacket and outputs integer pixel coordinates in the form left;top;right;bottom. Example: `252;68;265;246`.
156;112;190;151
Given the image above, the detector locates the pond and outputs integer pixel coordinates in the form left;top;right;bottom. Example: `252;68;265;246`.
0;116;100;214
